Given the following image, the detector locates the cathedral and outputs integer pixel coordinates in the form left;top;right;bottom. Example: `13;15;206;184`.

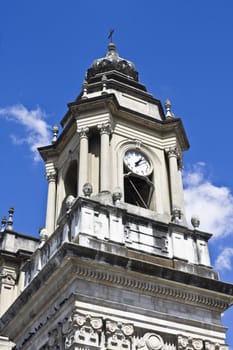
0;40;232;349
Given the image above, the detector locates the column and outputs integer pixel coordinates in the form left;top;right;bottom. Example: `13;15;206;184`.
167;148;183;212
45;170;57;235
77;127;89;196
177;155;186;215
97;123;112;192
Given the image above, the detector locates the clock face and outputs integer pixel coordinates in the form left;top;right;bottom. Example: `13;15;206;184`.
124;150;152;176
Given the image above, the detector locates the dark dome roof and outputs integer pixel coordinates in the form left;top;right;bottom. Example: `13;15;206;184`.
86;42;139;82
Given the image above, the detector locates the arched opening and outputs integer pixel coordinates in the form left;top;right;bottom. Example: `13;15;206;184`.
59;160;78;218
64;160;78;197
123;149;154;209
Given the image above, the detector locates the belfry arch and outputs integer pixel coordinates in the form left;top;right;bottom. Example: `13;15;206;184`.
64;160;78;198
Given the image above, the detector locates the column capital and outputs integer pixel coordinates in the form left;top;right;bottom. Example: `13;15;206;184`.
166;147;179;158
77;127;89;195
97;122;112;135
77;127;89;139
46;170;57;182
45;167;57;235
166;147;183;169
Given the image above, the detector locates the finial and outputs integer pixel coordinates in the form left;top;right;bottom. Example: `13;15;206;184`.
39;227;48;247
7;207;14;230
82;79;88;99
191;215;200;229
52;125;59;143
112;187;122;203
165;99;174;118
108;29;114;43
107;29;117;53
171;207;181;224
82;183;93;197
65;195;75;213
1;216;7;232
101;74;108;95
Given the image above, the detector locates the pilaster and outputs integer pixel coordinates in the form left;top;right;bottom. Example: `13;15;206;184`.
77;127;89;196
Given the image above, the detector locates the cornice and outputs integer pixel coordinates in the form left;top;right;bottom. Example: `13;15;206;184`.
71;261;229;312
68;93;189;151
38;116;77;161
1;242;232;345
1;241;231;335
39;91;189;162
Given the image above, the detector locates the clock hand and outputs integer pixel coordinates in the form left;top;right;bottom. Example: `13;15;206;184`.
135;157;143;166
135;159;147;167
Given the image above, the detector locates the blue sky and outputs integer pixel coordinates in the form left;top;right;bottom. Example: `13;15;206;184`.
0;0;233;346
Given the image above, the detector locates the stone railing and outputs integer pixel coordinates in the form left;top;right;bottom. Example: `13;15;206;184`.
24;195;215;287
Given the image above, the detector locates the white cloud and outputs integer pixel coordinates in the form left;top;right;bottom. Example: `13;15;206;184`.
0;104;51;161
183;163;233;272
215;247;233;271
183;162;233;238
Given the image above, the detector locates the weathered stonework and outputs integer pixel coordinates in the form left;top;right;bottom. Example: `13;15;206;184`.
0;42;232;349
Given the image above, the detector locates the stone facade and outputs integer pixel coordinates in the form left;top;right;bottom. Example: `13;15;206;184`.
0;42;232;349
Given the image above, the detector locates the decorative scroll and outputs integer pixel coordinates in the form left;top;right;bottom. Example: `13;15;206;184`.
32;317;230;350
97;122;112;135
166;147;178;159
205;341;229;350
137;332;164;350
105;320;134;350
178;336;204;350
46;170;57;183
77;127;89;139
64;311;103;350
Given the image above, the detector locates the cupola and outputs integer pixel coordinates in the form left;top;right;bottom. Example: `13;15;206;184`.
86;42;139;83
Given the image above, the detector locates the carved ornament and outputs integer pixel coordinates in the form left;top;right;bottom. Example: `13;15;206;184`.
166;147;179;159
178;336;204;350
64;311;103;349
0;268;17;286
97;122;112;135
46;170;57;182
77;127;89;139
105;320;134;350
137;332;164;350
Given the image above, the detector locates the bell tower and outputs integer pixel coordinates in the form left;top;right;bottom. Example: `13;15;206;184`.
40;40;189;236
0;41;232;350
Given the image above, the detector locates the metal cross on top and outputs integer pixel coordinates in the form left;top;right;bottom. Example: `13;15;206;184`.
108;29;114;42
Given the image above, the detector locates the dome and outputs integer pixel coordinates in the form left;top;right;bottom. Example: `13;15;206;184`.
86;42;139;82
